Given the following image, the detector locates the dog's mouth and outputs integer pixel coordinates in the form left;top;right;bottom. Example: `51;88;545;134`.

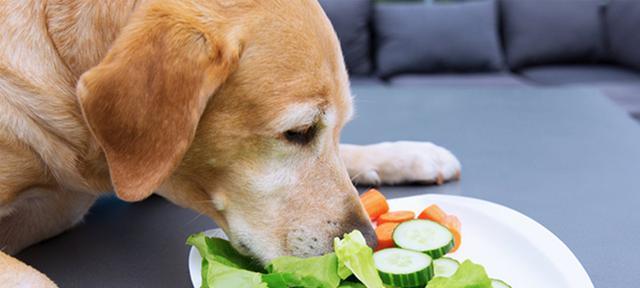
224;230;327;263
224;221;376;264
232;239;250;255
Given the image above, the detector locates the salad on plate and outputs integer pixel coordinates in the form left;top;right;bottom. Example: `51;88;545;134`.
187;189;511;288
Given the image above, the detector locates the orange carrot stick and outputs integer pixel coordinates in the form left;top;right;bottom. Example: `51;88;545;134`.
360;189;389;221
377;210;416;225
418;204;447;223
443;215;462;252
375;222;399;251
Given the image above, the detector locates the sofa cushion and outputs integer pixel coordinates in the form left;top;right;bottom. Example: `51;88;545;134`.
349;76;387;87
319;0;373;75
518;65;640;85
389;73;527;87
501;0;606;70
374;0;503;78
606;0;640;71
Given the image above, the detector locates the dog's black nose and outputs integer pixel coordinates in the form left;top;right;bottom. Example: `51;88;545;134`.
360;224;377;249
344;211;377;249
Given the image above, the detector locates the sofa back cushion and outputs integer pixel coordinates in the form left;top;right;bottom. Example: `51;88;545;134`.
319;0;373;75
501;0;606;70
607;0;640;71
374;0;503;79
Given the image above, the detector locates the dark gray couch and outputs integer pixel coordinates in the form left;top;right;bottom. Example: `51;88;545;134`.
319;0;640;121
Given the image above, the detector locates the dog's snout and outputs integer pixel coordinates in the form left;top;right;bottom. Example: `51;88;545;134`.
285;210;377;258
286;226;334;257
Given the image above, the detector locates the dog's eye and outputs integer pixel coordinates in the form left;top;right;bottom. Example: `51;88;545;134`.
283;124;318;145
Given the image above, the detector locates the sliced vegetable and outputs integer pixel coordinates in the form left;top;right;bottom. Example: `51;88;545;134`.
417;205;463;252
418;204;447;223
426;260;492;288
360;189;389;221
442;215;462;252
393;220;454;259
433;257;460;278
374;222;399;251
491;279;512;288
334;230;385;288
374;248;434;287
377;211;415;225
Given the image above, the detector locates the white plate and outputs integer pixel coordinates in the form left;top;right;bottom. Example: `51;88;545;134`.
188;194;593;288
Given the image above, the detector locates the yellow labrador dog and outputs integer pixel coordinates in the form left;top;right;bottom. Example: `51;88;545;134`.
0;0;460;285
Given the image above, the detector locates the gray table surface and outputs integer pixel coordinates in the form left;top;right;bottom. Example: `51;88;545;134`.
16;87;640;287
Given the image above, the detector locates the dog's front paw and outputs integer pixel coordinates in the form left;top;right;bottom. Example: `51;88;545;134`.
342;141;461;186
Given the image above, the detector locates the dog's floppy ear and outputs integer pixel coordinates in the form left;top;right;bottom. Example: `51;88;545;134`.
77;4;240;201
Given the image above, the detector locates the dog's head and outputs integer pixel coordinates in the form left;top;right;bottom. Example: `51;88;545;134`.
76;0;375;262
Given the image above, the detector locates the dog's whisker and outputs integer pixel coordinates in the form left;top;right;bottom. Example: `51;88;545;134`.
350;170;366;182
186;212;205;225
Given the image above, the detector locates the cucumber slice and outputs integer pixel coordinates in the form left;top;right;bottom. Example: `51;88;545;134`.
491;279;512;288
393;219;454;258
373;248;434;287
433;257;460;278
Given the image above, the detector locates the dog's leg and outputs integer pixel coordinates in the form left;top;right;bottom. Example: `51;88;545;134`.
0;138;94;254
340;141;461;186
0;140;83;287
0;250;58;288
0;187;96;255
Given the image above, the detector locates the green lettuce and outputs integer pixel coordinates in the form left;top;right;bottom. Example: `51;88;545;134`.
337;281;366;288
205;261;267;288
187;232;264;272
187;232;265;288
426;260;492;288
188;230;495;288
333;230;384;288
266;254;341;288
261;272;308;287
187;233;346;288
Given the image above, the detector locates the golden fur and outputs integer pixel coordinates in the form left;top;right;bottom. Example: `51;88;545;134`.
0;0;460;286
0;251;57;288
1;0;372;284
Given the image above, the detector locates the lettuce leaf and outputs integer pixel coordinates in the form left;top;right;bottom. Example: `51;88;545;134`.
188;233;342;288
205;261;267;288
262;272;308;287
187;232;264;272
187;232;265;287
265;253;341;288
426;260;492;288
338;281;366;288
333;230;384;288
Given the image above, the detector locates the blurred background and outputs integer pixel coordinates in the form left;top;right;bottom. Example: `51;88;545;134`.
319;0;640;122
